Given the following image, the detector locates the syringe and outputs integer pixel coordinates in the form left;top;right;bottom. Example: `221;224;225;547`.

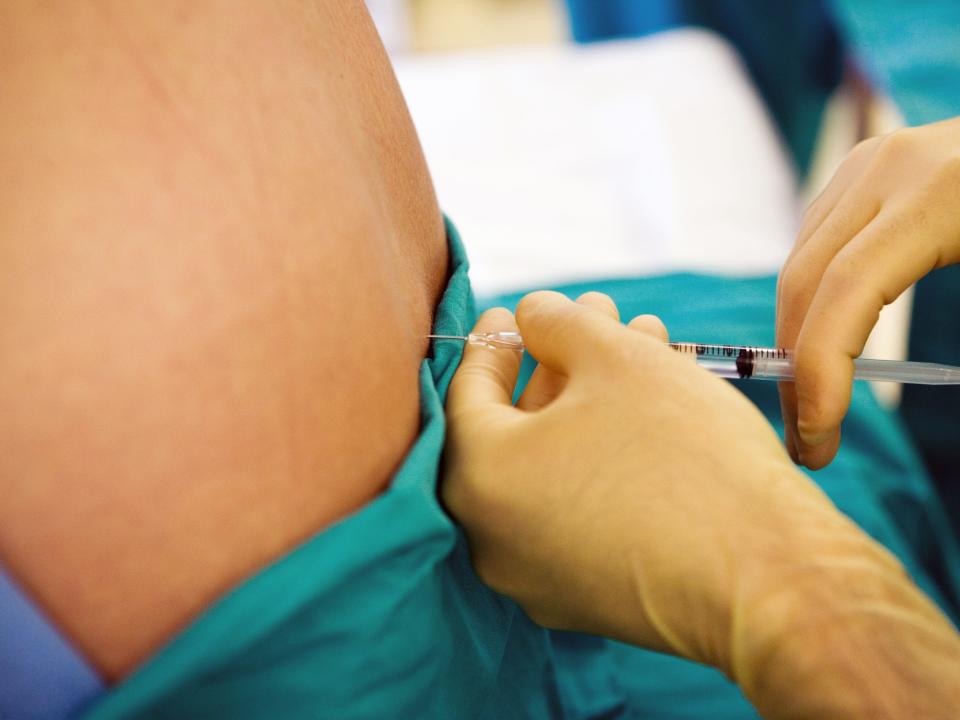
427;333;960;385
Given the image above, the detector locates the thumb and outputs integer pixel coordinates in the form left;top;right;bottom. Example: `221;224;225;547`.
446;307;523;420
515;291;625;375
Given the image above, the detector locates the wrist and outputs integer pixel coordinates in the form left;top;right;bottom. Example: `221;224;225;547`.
730;527;960;718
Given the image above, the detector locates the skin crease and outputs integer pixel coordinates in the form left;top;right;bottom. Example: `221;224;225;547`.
776;117;960;469
0;1;446;680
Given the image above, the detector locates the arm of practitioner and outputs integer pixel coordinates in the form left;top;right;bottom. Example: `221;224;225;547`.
776;117;960;469
443;291;960;719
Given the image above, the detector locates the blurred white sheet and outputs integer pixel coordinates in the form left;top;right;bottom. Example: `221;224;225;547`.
394;29;801;297
366;0;411;53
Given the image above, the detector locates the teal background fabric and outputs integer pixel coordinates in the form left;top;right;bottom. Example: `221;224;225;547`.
831;0;960;129
82;220;562;720
83;222;960;719
829;0;960;527
565;0;960;541
482;273;960;719
564;0;843;176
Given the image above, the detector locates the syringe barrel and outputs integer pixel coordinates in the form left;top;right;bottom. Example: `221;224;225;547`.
852;357;954;384
671;343;794;380
754;356;955;384
694;358;746;379
750;356;795;381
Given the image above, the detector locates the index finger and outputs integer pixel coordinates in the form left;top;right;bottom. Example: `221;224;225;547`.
446;307;523;421
792;213;940;467
514;290;626;375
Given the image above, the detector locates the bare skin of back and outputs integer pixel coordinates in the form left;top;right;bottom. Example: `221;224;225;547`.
0;0;447;680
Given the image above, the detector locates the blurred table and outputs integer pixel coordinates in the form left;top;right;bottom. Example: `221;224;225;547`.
395;29;800;297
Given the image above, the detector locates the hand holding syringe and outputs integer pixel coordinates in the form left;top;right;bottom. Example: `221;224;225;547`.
776;118;960;468
441;292;960;719
428;332;960;385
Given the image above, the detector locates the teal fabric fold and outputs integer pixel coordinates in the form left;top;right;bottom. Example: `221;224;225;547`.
83;220;561;720
483;274;960;719
85;225;960;719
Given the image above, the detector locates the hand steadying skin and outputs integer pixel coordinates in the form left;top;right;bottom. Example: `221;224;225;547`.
443;290;960;719
777;117;960;469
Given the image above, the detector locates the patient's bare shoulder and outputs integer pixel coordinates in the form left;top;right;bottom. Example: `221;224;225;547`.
0;1;445;681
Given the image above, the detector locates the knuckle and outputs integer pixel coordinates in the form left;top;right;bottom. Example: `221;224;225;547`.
629;314;668;341
478;306;514;326
873;129;916;166
778;259;806;294
516;290;562;324
819;254;858;294
775;264;793;300
777;263;812;317
576;290;611;304
817;250;886;321
514;294;535;320
797;201;825;240
576;291;619;320
850;135;882;159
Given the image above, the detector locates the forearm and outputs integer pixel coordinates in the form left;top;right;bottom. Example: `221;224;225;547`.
607;463;960;718
731;522;960;719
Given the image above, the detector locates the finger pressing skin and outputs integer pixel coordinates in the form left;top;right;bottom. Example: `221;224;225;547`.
518;292;620;411
627;314;669;342
792;212;941;468
446;307;523;421
514;290;623;375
